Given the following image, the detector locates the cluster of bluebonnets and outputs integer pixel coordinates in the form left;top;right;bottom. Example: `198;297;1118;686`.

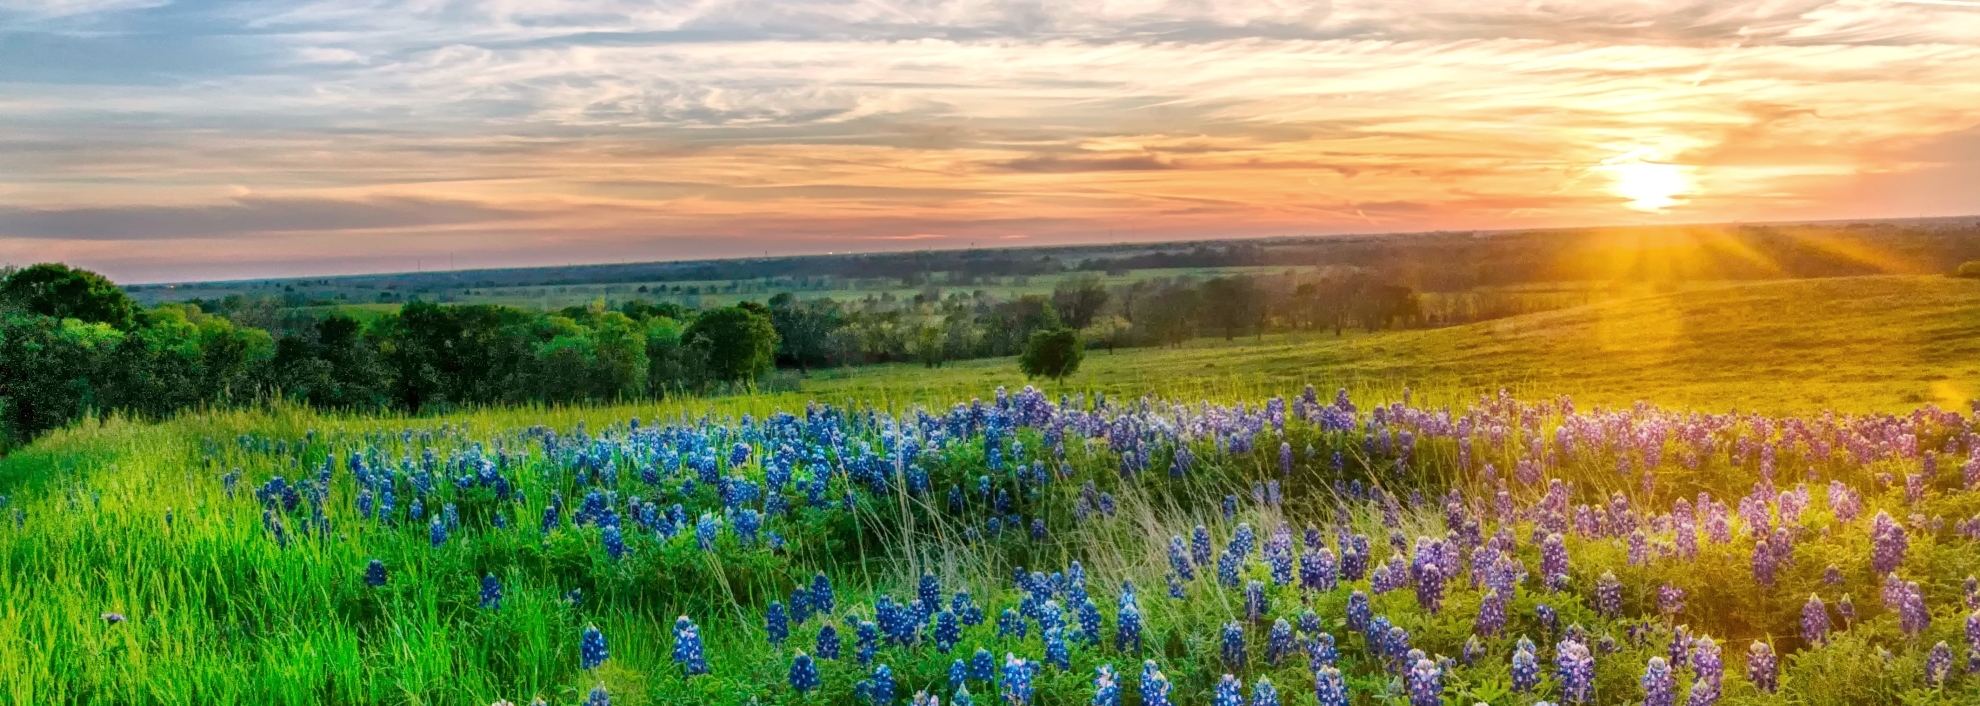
217;386;1980;704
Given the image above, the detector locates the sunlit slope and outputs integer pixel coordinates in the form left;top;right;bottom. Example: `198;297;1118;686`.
808;276;1980;412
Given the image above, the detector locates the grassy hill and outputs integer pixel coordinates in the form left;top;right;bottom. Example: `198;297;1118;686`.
805;275;1980;413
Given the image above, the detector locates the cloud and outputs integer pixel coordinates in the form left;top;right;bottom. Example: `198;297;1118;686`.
0;195;536;240
994;154;1179;173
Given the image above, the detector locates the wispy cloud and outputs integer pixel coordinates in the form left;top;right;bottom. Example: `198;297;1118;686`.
2;0;1977;281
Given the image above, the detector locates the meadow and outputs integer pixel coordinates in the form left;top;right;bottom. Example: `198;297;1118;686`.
3;275;1979;706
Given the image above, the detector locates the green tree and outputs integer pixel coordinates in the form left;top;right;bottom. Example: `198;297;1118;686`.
685;305;779;383
0;263;137;330
1019;327;1083;382
1050;274;1111;329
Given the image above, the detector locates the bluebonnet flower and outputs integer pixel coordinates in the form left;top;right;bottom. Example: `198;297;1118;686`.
1045;626;1070;670
1213;674;1243;706
1871;511;1908;575
1512;638;1540;693
856;619;880;664
1192;525;1214;567
363;559;387;588
1221;621;1246;668
1462;635;1483;666
866;663;896;704
479;574;503;609
1802;595;1829;645
998;607;1027;640
1659;584;1686;616
1308;631;1338;667
1232;523;1256;557
1266;619;1293;666
1597;572;1621;617
813;572;835;613
695;513;720;550
429;517;447;548
585;686;609;706
1540;533;1569;592
970;647;995;682
673;616;708;676
1250;676;1279;706
1556;638;1595;704
1536;604;1559;635
1746;641;1777;693
1301;545;1337;593
1244;580;1268;622
1312;665;1347;706
1140;660;1173;706
767;601;789;646
1092;664;1121;706
1642;657;1675;706
1346;591;1371;633
602;525;625;560
1116;592;1143;652
789;652;821;693
1966;608;1980;674
580;625;609;670
816;623;841;659
1002;654;1036;704
1169;536;1195;581
934;610;960;653
1407;656;1442;706
1476;589;1507;637
1689;636;1722;706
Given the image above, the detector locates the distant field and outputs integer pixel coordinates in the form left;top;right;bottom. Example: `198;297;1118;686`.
801;275;1980;414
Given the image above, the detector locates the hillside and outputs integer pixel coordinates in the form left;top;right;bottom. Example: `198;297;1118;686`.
807;275;1980;413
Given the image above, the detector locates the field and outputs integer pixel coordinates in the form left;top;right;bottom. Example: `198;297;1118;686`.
4;275;1980;705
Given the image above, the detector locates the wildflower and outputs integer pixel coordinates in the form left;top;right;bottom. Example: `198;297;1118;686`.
789;652;821;693
1140;660;1173;706
867;663;896;704
1301;545;1338;593
1746;642;1777;694
101;612;126;624
1555;638;1595;704
970;647;995;682
767;601;790;646
364;559;387;588
1045;626;1070;670
1642;657;1675;706
1596;573;1621;617
816;623;841;659
998;607;1028;641
1871;511;1908;575
429;516;447;548
1213;674;1244;706
1512;639;1541;693
1221;621;1246;668
1266;619;1294;666
1925;641;1953;686
1476;589;1508;637
1250;676;1280;706
1244;580;1269;622
1313;665;1348;706
1407;656;1442;706
1192;525;1214;566
1540;533;1569;592
584;686;609;706
1116;594;1143;653
1092;664;1121;706
673;616;708;676
560;620;611;675
1308;631;1338;667
1688;636;1722;706
856;620;879;664
479;573;503;609
934;610;960;653
1802;595;1829;645
1001;654;1036;705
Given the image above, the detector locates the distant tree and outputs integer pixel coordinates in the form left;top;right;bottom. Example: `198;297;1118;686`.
0;263;136;330
1081;315;1132;353
1051;274;1111;329
768;293;843;371
686;305;779;382
1143;285;1201;346
1201;276;1264;339
1019;327;1082;382
1957;261;1980;279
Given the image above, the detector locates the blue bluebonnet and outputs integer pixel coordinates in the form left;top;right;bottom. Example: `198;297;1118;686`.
1092;664;1121;706
1346;591;1371;633
1555;638;1594;704
695;513;720;550
1139;660;1173;706
1116;588;1143;652
1312;665;1347;706
1689;636;1722;706
1476;589;1507;637
1925;641;1952;686
1001;653;1036;705
1300;546;1337;593
1307;632;1338;667
951;685;974;706
479;574;503;609
602;525;625;560
1512;638;1540;693
1597;572;1622;617
970;648;995;683
363;559;387;588
1244;580;1268;622
1540;533;1569;592
1266;619;1293;666
934;610;960;653
812;572;835;613
816;623;841;659
1221;621;1246;668
1045;626;1070;669
998;607;1027;640
1169;536;1195;581
1192;525;1214;567
767;601;790;646
856;620;880;664
585;686;610;706
789;652;821;693
580;625;609;670
1213;674;1243;706
1250;677;1279;706
428;517;447;548
673;616;708;676
866;663;896;704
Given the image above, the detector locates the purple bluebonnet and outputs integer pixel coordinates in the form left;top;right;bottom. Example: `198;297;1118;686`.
1169;537;1195;581
1213;674;1244;706
1307;631;1338;667
1802;595;1829;645
1476;589;1507;637
1540;533;1569;592
1192;525;1214;566
1746;641;1777;694
1597;572;1621;617
1512;638;1541;693
672;616;708;676
1244;580;1269;623
1555;638;1595;704
1926;641;1953;686
1688;636;1721;706
1407;656;1442;706
1250;676;1279;706
363;559;387;588
1266;619;1293;666
1642;656;1675;706
1116;589;1143;652
1871;511;1908;575
1221;621;1246;668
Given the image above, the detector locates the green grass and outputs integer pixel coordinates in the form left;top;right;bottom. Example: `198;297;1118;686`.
803;276;1980;414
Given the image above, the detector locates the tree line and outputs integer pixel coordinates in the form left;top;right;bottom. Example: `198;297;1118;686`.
0;263;1427;449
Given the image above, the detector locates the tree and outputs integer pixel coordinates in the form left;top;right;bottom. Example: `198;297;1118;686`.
768;293;843;371
0;263;137;330
1019;327;1082;382
1081;315;1131;353
1957;261;1980;279
1051;274;1110;329
686;305;779;383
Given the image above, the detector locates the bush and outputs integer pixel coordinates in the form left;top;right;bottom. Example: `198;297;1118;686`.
1955;261;1980;278
1018;327;1082;381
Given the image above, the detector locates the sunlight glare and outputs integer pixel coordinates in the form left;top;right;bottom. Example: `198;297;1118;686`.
1601;150;1693;212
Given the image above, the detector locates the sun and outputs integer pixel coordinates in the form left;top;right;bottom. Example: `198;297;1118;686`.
1598;149;1693;212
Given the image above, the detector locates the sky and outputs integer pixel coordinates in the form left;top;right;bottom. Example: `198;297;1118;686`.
3;0;1979;283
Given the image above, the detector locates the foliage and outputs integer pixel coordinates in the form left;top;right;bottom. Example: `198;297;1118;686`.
1;263;137;330
685;305;779;383
1018;327;1083;381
